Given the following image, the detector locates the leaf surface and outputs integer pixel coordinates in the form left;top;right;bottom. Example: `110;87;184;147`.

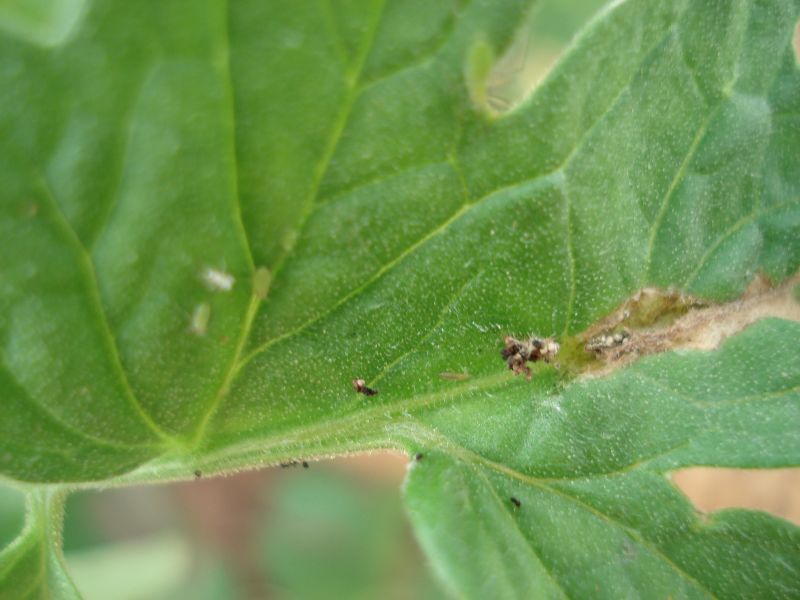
1;0;799;597
405;319;800;599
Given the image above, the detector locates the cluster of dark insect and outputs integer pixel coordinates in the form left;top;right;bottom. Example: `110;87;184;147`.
501;335;560;379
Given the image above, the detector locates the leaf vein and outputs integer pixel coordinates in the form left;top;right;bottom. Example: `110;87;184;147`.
3;369;158;451
469;462;571;599
356;4;460;93
190;0;260;446
562;186;577;335
37;175;177;445
219;0;255;271
643;102;722;282
195;2;388;442
682;203;797;291
234;1;692;374
368;271;482;388
413;425;718;599
238;170;564;371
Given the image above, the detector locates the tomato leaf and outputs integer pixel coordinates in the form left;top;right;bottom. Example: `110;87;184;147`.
1;0;798;597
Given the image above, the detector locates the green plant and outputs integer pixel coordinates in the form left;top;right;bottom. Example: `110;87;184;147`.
1;0;799;597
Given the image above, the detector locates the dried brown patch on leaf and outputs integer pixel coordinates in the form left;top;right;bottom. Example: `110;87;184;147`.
582;287;706;340
580;273;800;377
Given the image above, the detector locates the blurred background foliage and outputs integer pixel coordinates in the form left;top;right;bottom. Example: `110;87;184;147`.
2;457;795;599
61;455;442;599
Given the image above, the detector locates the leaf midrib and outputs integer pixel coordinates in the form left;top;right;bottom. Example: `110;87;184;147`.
469;465;570;599
38;175;177;448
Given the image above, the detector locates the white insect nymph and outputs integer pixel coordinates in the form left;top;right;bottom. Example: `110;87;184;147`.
202;267;235;292
189;303;211;335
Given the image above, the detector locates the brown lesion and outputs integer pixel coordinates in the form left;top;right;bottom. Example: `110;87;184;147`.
582;286;706;336
576;272;800;377
500;273;799;381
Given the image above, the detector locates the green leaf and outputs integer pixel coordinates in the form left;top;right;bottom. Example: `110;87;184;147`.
1;0;799;597
404;318;800;599
0;490;80;599
0;485;26;550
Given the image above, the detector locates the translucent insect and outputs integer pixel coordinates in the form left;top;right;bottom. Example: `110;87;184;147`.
253;266;271;299
189;303;211;335
202;267;235;291
439;371;471;382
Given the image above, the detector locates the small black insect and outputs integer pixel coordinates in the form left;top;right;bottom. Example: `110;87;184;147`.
302;461;309;469
510;496;521;508
194;470;202;479
415;453;424;461
352;378;378;396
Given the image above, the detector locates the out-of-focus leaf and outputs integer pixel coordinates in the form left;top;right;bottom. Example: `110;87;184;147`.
0;485;25;550
0;490;80;599
64;534;229;600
